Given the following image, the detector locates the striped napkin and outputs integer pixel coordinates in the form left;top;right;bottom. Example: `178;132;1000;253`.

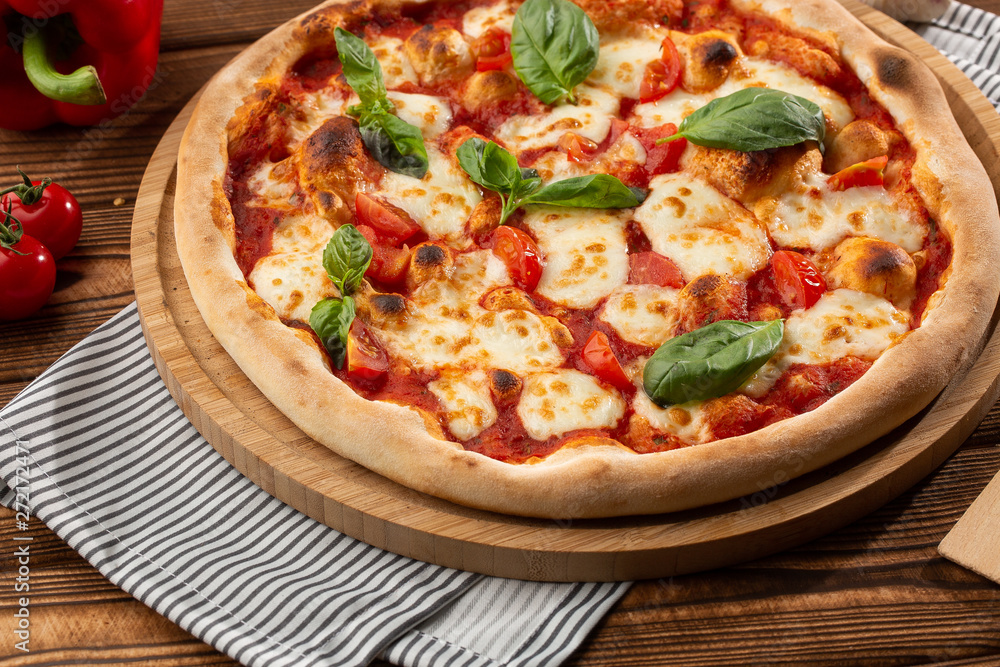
911;2;1000;108
0;306;624;666
1;4;997;665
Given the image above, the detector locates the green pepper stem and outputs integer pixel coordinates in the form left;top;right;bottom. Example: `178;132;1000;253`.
21;27;107;106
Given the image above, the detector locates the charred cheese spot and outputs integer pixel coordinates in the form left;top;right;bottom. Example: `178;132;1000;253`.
298;116;382;220
825;120;890;174
466;195;502;237
674;274;748;334
517;370;626;440
462;70;520;112
673;30;740;92
481;286;537;312
405;25;474;85
407;242;454;290
825;237;917;309
490;369;522;403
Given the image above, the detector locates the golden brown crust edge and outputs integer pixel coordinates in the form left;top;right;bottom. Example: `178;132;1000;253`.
175;0;1000;519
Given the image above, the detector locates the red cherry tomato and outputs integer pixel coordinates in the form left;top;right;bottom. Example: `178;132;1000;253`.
357;225;410;285
472;27;512;71
772;250;826;310
355;193;421;246
581;331;633;390
628;251;685;288
631;123;687;176
1;232;56;321
488;226;543;292
827;155;888;191
639;37;682;104
347;319;389;384
558;132;600;163
1;181;82;261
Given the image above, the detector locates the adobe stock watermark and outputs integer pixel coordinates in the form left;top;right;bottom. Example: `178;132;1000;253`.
10;437;33;654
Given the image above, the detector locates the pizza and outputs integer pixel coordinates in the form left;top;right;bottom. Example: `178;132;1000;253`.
174;0;1000;518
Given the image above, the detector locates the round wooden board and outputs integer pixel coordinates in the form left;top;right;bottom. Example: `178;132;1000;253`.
131;0;1000;582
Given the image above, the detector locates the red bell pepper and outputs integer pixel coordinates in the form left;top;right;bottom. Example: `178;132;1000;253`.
0;0;163;131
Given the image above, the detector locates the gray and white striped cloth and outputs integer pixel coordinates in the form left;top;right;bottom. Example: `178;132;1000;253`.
1;4;997;665
0;305;624;666
913;2;1000;108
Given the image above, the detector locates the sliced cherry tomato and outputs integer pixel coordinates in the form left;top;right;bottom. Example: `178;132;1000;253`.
631;123;687;176
347;319;389;384
639;37;682;104
357;225;410;285
488;226;543;292
355;193;421;246
472;27;512;72
1;209;56;321
772;250;826;310
827;155;889;191
558;132;599;163
628;251;685;288
581;331;633;391
0;172;82;261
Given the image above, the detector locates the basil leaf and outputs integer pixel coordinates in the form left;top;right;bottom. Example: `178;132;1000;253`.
333;27;429;177
643;319;784;407
510;0;599;105
309;296;356;370
359;112;429;179
666;87;826;153
334;28;387;109
457;137;516;192
523;174;646;208
322;224;372;296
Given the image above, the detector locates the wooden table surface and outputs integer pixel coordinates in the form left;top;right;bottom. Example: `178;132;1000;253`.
3;1;1000;664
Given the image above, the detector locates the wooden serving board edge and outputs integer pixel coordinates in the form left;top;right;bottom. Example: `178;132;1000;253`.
131;2;1000;581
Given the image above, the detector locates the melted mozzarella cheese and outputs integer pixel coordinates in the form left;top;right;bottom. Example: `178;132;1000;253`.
632;392;712;444
634;173;772;280
517;369;626;440
524;208;630;309
757;174;927;252
496;86;619;152
373;251;567;373
374;147;482;244
248;214;338;322
587;28;667;99
741;289;910;396
389;92;452;138
462;0;515;38
600;285;680;346
250;251;332;322
413;250;509;318
630;56;854;135
369;35;417;88
429;370;497;440
530;133;647;182
247;160;297;208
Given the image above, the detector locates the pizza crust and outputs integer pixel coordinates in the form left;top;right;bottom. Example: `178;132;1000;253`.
175;0;1000;518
